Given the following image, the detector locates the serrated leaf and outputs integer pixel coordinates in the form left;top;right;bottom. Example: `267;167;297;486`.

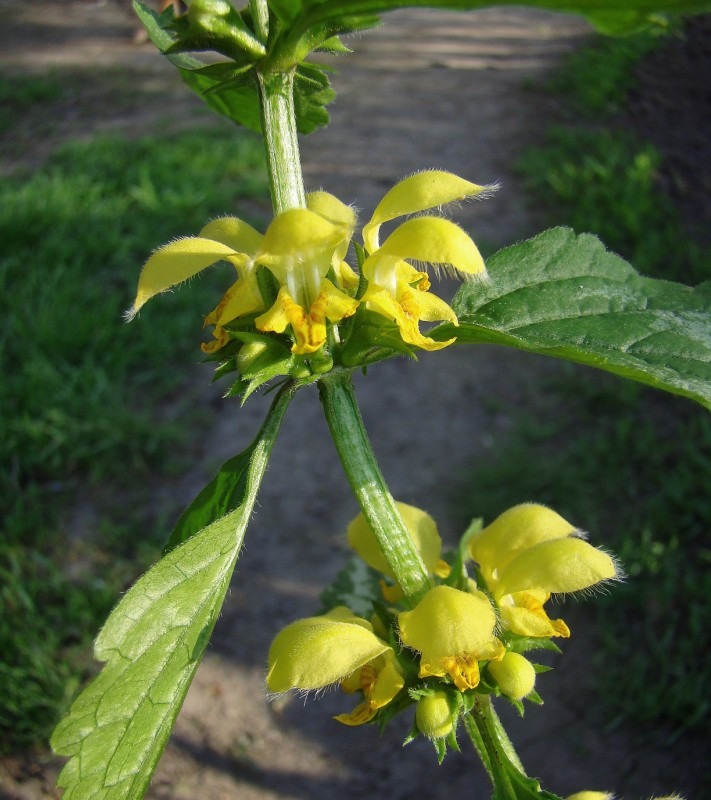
165;383;295;553
319;554;383;617
51;385;296;798
436;228;711;410
293;62;337;134
52;511;246;799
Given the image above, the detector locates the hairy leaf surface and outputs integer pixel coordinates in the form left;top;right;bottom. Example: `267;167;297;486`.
51;385;295;798
437;228;711;409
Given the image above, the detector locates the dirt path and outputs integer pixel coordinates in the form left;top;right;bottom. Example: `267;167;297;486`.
0;4;701;800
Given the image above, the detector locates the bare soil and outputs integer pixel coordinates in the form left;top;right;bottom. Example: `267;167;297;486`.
0;3;706;799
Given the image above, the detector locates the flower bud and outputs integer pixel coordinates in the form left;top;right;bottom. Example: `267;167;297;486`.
415;691;454;740
488;651;536;700
565;791;614;800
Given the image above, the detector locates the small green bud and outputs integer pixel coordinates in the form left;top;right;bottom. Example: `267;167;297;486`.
236;341;268;374
415;691;454;740
488;651;536;700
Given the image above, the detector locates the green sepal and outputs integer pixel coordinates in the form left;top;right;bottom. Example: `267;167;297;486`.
339;308;418;367
433;735;448;764
163;382;295;553
505;634;563;656
317;35;352;53
506;696;526;717
228;332;295;402
437;228;711;410
531;664;554;674
526;689;545;705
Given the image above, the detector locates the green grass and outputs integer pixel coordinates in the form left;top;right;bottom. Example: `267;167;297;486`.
457;370;711;732
517;127;709;284
545;30;663;117
0;73;63;133
1;126;269;752
494;27;711;733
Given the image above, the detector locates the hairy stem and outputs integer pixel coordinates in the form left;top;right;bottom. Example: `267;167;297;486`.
257;69;305;213
318;371;431;599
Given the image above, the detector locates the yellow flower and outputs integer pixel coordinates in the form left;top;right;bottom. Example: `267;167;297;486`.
252;208;358;354
359;170;491;351
266;606;403;725
127;207;358;356
335;649;405;726
469;504;620;638
347;501;450;600
125;216;265;349
398;585;505;691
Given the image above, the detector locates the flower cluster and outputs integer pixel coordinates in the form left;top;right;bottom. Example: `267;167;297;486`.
126;172;491;388
266;502;620;755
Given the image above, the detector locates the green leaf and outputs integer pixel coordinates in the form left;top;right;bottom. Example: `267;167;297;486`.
51;384;295;798
319;554;383;617
165;382;295;553
301;0;711;37
52;508;243;799
293;62;337;134
437;228;711;410
133;1;262;131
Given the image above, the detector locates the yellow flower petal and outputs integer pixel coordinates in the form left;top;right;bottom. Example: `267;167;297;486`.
306;190;356;262
363;287;454;351
334;651;404;726
407;286;458;325
316;278;359;324
347;501;443;580
500;592;571;638
256;280;358;355
366;217;485;280
470;503;578;583
255;286;291;335
398;586;500;675
199;217;263;254
126;237;243;320
266;607;388;693
496;537;618;598
566;793;615;800
258;208;346;272
364;170;489;252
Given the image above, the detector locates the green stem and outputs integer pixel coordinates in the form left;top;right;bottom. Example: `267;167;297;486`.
257;69;306;213
318;371;431;599
469;696;517;796
250;0;269;43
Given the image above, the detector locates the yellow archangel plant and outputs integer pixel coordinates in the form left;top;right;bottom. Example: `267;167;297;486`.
265;499;622;751
125;171;492;361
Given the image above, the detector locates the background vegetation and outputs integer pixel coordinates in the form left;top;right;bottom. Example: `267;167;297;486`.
463;25;711;735
0;84;269;751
